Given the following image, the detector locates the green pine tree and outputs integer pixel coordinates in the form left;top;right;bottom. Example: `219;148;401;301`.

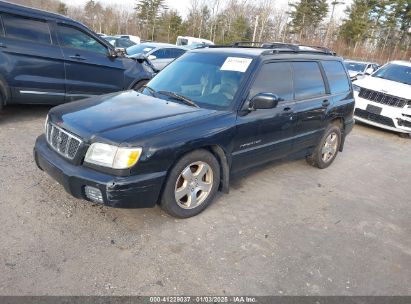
135;0;167;41
288;0;329;41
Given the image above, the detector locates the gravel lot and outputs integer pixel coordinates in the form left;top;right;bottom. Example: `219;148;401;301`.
0;105;410;296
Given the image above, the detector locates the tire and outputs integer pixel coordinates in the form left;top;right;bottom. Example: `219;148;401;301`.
132;79;149;92
306;124;342;169
160;149;220;218
399;133;411;139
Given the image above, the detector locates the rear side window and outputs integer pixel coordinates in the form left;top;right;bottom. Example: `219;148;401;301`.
57;25;107;55
292;62;325;99
2;15;51;44
322;61;350;94
249;62;293;101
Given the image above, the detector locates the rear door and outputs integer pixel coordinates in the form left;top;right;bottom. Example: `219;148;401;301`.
0;14;65;104
232;61;295;173
321;60;353;119
56;23;125;100
290;61;328;152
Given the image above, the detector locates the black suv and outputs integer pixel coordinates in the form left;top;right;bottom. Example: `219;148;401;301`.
34;42;354;218
0;2;154;109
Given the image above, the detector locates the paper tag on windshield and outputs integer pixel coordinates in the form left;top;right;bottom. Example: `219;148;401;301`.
220;57;252;72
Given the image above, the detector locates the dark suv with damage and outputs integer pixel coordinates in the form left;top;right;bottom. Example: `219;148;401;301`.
0;2;154;110
34;42;354;218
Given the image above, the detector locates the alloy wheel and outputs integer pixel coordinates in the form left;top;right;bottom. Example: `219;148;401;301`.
174;161;214;209
321;132;339;163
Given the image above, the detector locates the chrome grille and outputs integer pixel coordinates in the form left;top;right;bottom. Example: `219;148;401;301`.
46;123;82;159
358;88;408;108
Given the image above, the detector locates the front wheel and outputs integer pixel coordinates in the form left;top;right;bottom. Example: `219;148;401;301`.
306;124;342;169
160;149;220;218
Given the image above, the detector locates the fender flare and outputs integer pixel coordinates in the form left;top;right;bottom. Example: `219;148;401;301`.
209;145;230;194
128;78;150;90
0;75;11;105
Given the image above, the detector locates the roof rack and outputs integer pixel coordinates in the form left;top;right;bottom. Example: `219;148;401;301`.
209;41;336;56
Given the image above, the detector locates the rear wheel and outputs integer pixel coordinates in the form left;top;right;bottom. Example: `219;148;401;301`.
160;149;220;218
132;79;149;92
306;124;342;169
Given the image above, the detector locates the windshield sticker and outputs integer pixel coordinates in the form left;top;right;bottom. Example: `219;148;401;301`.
220;57;252;72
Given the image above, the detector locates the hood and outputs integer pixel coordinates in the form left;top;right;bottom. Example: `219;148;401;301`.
348;70;360;78
49;90;218;144
355;76;411;100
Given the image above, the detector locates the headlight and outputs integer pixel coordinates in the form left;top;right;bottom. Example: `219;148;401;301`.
352;84;361;92
85;143;142;169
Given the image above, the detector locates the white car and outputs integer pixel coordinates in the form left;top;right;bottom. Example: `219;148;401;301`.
116;35;140;44
345;60;379;80
176;36;214;47
353;60;411;134
126;43;187;71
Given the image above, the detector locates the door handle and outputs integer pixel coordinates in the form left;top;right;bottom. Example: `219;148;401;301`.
69;55;86;60
283;106;293;112
322;100;330;107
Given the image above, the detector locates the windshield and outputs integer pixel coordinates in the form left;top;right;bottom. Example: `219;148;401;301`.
126;44;155;55
372;63;411;85
345;62;366;73
143;52;253;109
117;39;135;48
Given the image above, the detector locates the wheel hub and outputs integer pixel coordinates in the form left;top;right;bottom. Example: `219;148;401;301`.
174;161;213;209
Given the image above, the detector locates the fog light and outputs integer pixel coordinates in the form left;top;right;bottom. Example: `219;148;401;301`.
84;186;103;203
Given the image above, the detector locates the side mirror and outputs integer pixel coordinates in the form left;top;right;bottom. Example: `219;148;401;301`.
365;67;374;75
148;54;157;61
108;48;117;58
249;93;280;110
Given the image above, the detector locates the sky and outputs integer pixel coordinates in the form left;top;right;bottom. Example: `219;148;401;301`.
63;0;353;20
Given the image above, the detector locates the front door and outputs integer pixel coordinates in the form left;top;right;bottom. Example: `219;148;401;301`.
231;61;296;173
0;14;65;104
56;23;125;101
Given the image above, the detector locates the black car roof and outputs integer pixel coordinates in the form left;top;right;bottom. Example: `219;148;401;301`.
0;1;75;23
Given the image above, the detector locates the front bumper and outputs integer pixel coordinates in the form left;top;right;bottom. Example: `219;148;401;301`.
354;93;411;133
34;134;167;208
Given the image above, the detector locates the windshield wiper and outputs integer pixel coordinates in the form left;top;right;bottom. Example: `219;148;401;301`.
141;85;156;96
157;90;199;108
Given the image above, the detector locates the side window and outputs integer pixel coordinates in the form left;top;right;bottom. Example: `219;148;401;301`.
57;25;107;55
249;62;293;101
172;48;186;58
2;14;51;44
322;61;350;94
152;49;168;59
292;62;325;99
